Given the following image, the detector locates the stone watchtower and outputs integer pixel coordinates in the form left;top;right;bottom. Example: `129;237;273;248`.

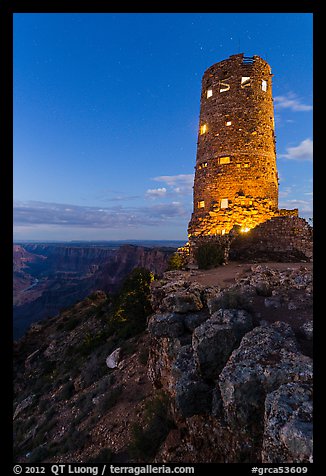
188;53;288;239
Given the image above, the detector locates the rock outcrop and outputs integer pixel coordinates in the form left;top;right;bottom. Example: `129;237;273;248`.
147;266;313;463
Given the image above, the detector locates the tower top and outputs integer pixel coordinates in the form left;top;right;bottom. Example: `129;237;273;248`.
203;53;272;78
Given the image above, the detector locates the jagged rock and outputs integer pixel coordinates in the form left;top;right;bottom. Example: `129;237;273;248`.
13;395;35;420
254;280;273;296
264;296;282;309
262;382;313;463
219;322;313;430
192;309;253;379
175;378;213;418
106;347;121;369
183;311;209;332
300;321;313;341
206;291;225;314
162;291;203;314
148;313;185;338
173;344;213;417
211;309;253;341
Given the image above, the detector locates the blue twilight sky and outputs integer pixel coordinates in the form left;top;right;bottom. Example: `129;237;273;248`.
13;12;313;241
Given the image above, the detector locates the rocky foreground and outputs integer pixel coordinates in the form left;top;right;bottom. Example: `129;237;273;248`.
13;263;313;464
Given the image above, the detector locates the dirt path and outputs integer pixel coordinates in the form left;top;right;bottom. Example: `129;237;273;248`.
187;261;313;289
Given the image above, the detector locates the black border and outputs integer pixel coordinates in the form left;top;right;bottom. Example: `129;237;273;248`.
2;1;320;472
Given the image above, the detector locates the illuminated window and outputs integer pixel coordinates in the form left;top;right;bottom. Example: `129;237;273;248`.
236;164;241;168
226;121;232;126
198;200;205;208
218;156;231;165
221;229;226;235
262;80;267;92
241;76;251;88
198;162;208;170
206;89;213;98
200;124;207;135
244;163;250;168
220;198;228;209
219;79;230;93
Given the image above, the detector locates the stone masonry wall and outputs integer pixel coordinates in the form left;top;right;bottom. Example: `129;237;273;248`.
229;216;313;262
188;53;279;237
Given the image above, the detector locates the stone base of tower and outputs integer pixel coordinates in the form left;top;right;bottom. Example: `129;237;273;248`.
188;194;300;238
186;213;312;267
228;215;313;263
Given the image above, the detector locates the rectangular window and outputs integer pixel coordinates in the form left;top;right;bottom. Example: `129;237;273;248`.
206;89;213;98
244;163;249;168
198;200;205;208
220;198;228;209
218;156;230;165
221;229;226;235
219;79;230;93
241;76;251;88
262;80;267;92
226;121;232;126
200;124;207;135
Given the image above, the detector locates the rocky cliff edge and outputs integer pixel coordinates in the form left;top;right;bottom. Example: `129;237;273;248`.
147;265;313;463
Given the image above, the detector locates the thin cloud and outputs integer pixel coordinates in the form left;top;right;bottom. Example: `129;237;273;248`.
279;198;313;214
146;187;167;198
274;93;312;112
153;174;194;195
13;200;187;229
280;138;313;161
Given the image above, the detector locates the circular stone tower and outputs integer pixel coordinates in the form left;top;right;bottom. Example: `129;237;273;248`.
188;53;279;238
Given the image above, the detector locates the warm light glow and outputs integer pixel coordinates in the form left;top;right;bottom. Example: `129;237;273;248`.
206;89;213;98
218;156;230;165
240;227;250;233
200;124;207;135
226;121;232;126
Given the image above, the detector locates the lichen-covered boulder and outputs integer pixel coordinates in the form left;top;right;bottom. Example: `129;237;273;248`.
148;312;185;338
162;291;203;314
262;382;313;463
219;322;313;430
192;309;253;379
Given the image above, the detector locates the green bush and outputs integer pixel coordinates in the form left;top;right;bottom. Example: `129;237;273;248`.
107;268;154;339
167;252;185;270
195;242;225;269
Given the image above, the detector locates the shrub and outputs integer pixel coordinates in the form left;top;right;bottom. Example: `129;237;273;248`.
167;252;185;270
195;242;225;269
129;392;173;460
107;268;154;339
